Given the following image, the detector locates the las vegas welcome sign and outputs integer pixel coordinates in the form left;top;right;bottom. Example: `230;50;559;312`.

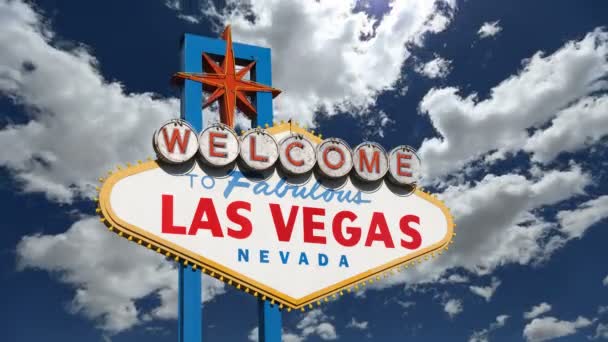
98;120;454;310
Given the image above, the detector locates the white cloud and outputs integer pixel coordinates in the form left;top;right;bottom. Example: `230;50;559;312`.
523;316;593;342
556;195;608;239
164;0;201;23
478;21;502;39
495;315;510;326
298;310;337;340
604;275;608;287
248;327;259;342
296;309;328;330
0;0;177;202
469;277;501;302
0;1;226;333
16;217;225;333
440;274;469;284
469;314;509;342
524;303;553;320
437;166;588;272
296;309;338;341
368;165;590;291
196;0;456;126
594;323;608;340
283;333;305;342
347;318;369;330
416;56;452;79
419;28;608;179
397;300;416;310
524;96;608;162
444;298;463;318
312;323;338;341
360;109;395;139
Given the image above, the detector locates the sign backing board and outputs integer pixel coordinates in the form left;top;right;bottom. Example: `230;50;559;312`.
98;123;455;310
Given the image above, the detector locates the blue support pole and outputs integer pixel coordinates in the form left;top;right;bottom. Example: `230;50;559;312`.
258;301;282;342
178;34;203;342
178;265;202;342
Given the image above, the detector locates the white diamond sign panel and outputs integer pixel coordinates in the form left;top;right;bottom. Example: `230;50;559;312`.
98;124;454;309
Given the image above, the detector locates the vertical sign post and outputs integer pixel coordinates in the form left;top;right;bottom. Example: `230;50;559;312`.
178;32;281;342
178;33;203;342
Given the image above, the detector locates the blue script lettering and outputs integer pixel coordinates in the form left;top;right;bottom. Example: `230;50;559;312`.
224;171;251;198
223;171;370;205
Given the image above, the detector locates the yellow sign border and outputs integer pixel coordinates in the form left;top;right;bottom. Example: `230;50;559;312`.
97;123;455;311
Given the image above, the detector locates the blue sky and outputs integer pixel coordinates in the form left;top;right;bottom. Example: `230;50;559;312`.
1;0;608;341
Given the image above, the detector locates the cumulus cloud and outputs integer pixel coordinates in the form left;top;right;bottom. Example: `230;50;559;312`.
283;333;305;342
347;318;369;330
387;299;416;314
312;323;339;340
604;275;608;287
248;327;259;342
523;316;593;342
469;314;509;342
524;96;608;162
594;323;608;340
0;0;227;333
419;28;608;179
436;166;589;273
469;277;501;302
367;165;590;291
164;0;201;23
416;56;452;79
0;0;177;202
439;274;469;284
556;195;608;239
399;300;416;308
16;217;225;333
195;0;457;126
360;109;396;139
444;298;463;318
297;310;338;340
524;303;553;320
478;21;502;39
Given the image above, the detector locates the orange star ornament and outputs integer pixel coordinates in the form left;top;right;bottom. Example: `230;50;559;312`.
172;26;281;128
